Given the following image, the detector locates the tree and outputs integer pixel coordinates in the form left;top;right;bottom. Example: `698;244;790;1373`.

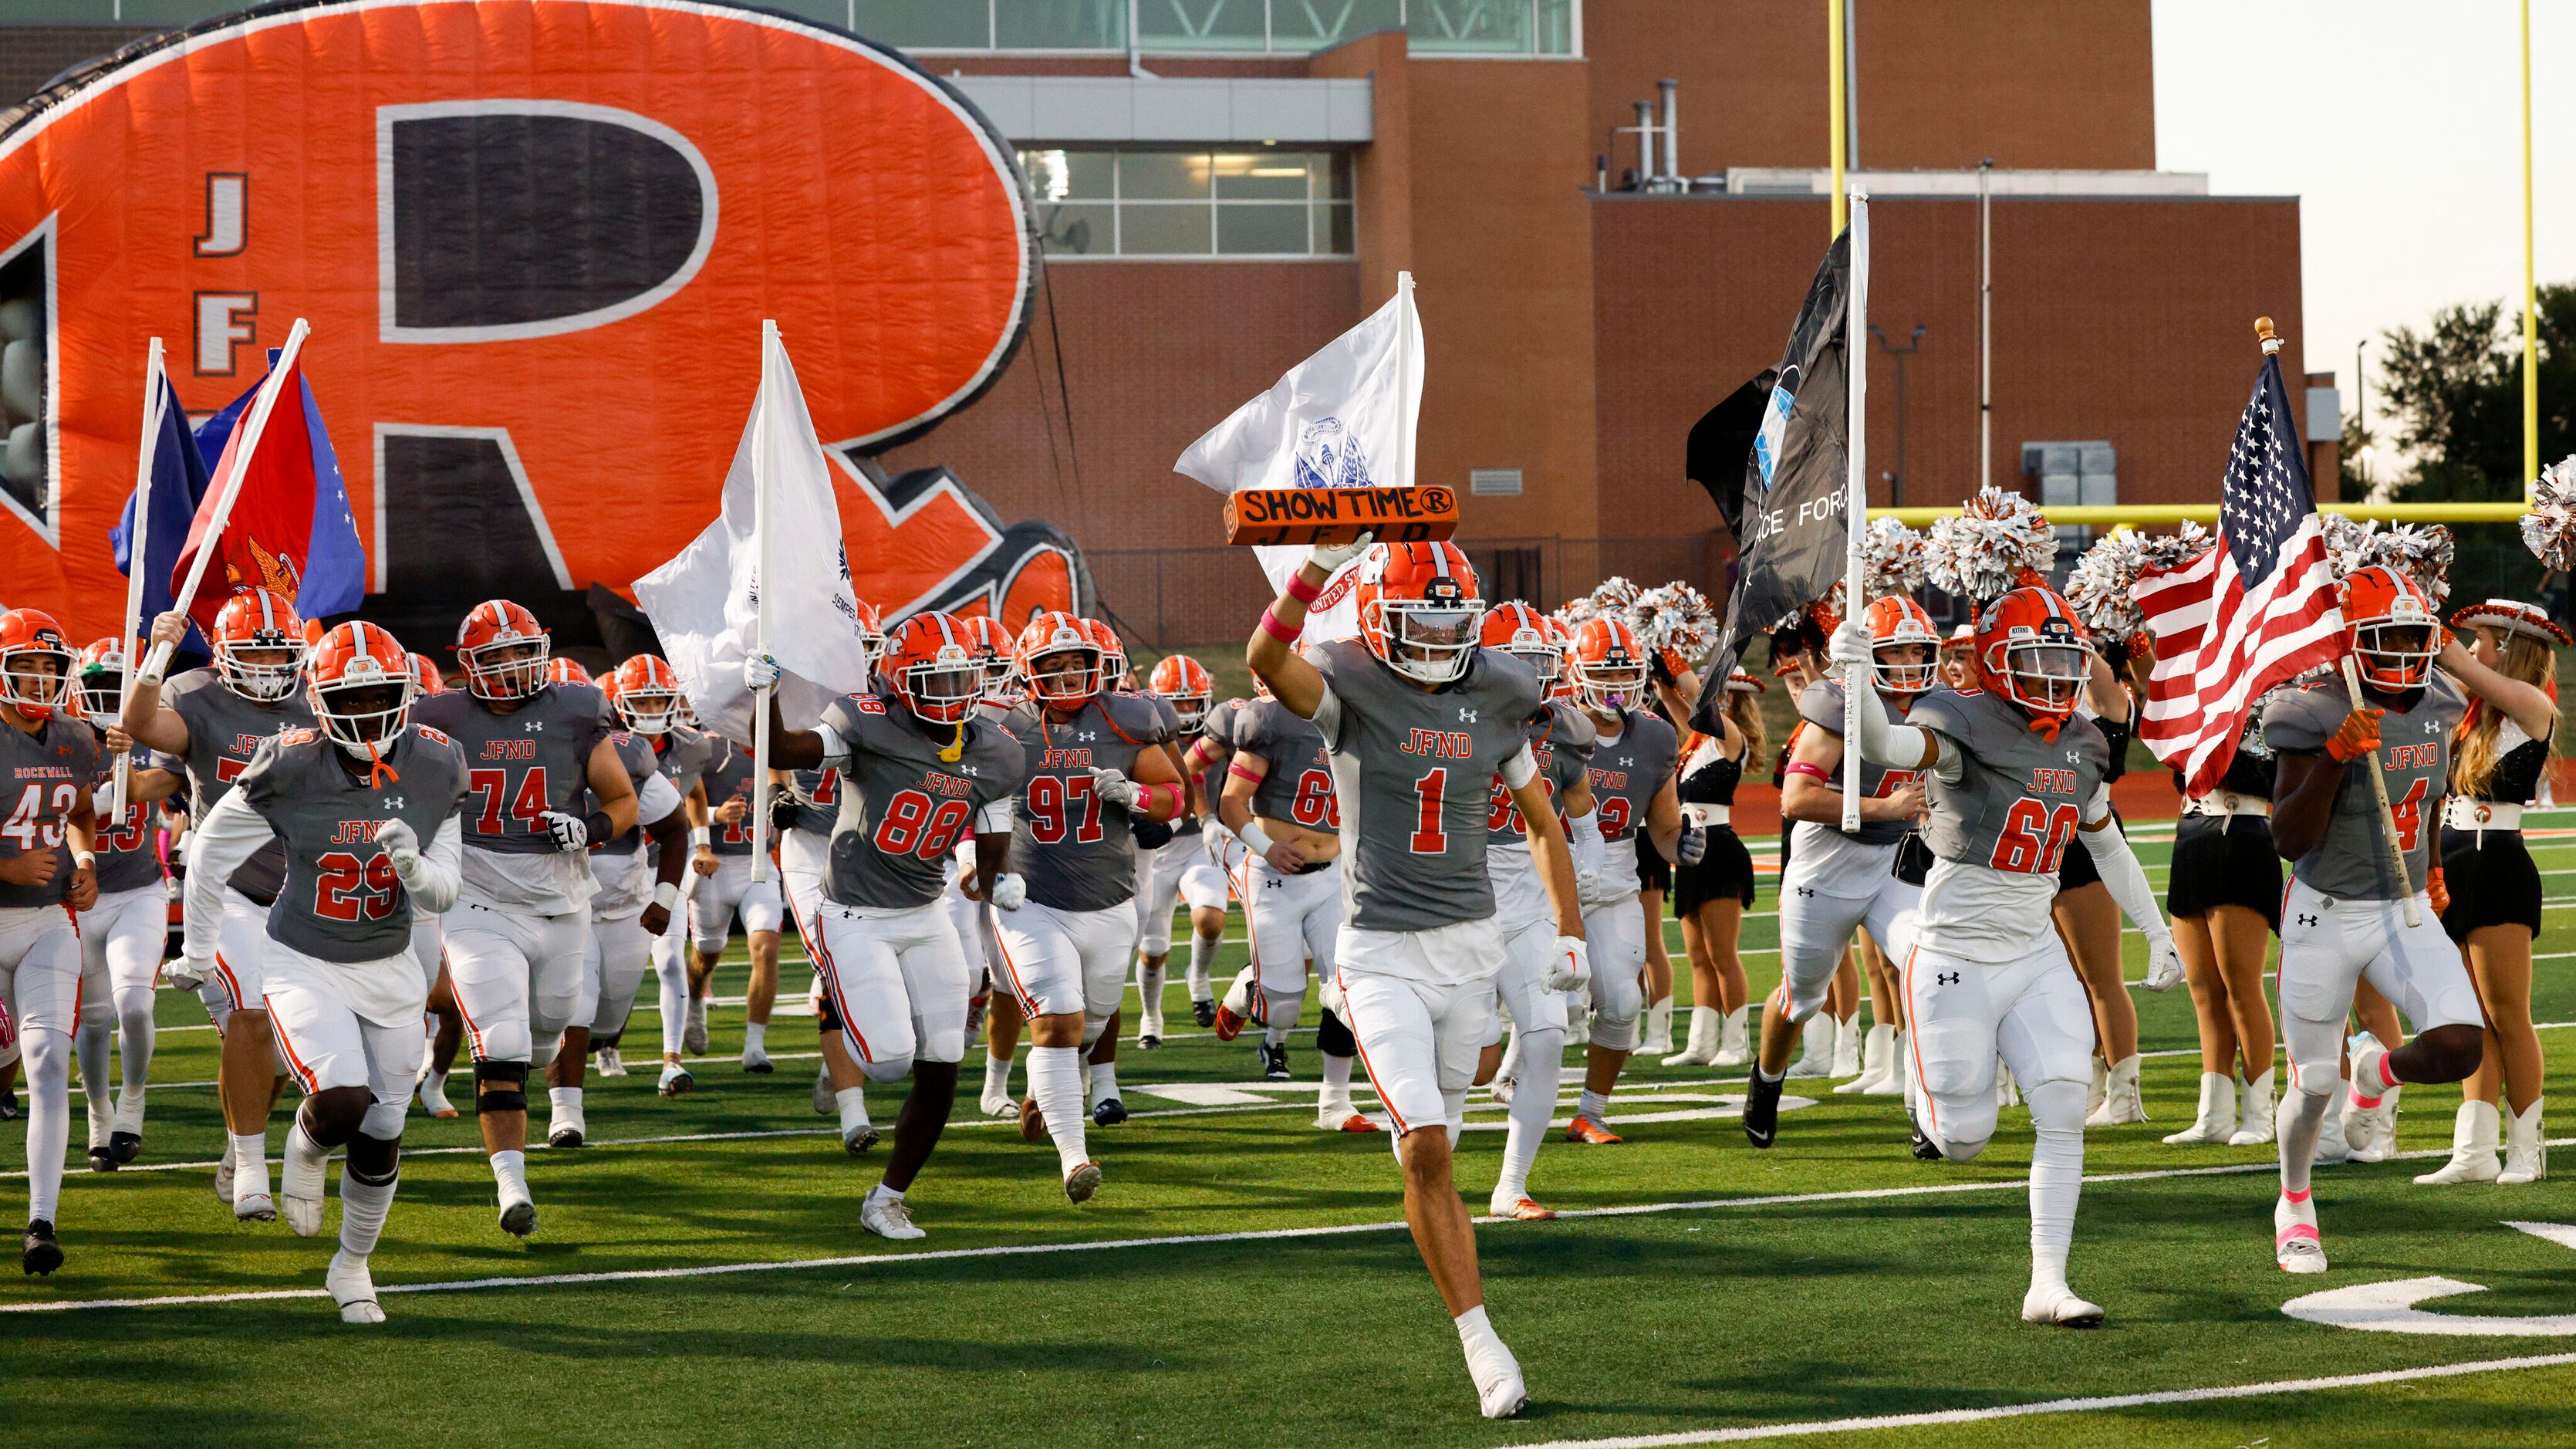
2376;283;2573;504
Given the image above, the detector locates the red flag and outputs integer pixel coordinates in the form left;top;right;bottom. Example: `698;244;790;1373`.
170;350;316;633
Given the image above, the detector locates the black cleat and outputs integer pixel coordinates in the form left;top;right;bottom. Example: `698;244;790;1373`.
87;1145;115;1173
842;1124;880;1156
1258;1042;1291;1082
108;1131;142;1166
1192;998;1217;1029
22;1218;61;1275
548;1126;585;1150
1908;1108;1945;1161
1741;1068;1784;1149
1138;1033;1162;1051
1092;1096;1128;1126
0;1088;18;1122
498;1201;538;1238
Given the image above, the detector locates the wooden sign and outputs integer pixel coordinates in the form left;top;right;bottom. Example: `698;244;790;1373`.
1223;485;1460;547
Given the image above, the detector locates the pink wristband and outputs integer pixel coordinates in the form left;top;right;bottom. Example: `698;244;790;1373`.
1259;606;1300;645
1229;763;1266;784
1785;761;1830;782
1286;574;1325;605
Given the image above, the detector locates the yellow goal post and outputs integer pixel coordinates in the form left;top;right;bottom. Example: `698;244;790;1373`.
1872;502;2530;526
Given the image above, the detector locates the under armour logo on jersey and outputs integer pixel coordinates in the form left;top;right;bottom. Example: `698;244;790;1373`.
1077;731;1096;742
384;795;406;810
524;721;545;732
2065;750;2081;765
1457;707;1478;724
1936;971;1960;986
2297;913;2319;927
1794;886;1815;898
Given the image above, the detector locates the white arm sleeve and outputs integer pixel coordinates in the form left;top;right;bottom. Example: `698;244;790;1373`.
636;772;684;830
811;721;850;769
1843;672;1939;774
395;816;465;916
1499;741;1538;791
1306;684;1345;748
1564;802;1606;877
2079;806;2169;947
182;792;273;960
975;798;1015;834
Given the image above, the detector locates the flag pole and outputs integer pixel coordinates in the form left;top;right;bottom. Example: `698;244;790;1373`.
748;321;778;886
2261;312;2418;930
2520;0;2538;498
1842;188;1869;833
1827;0;1847;236
141;316;309;681
1395;271;1416;491
110;337;167;817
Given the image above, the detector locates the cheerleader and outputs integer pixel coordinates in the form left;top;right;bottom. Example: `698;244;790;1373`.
1763;623;1865;1077
2057;647;2149;1125
2160;711;2283;1147
2413;600;2561;1184
1661;668;1763;1067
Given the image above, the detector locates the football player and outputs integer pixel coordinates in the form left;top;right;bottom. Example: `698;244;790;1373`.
991;612;1184;1200
1247;538;1587;1419
1180;689;1255;1025
122;590;317;1219
935;616;1025;1118
608;654;722;1096
2260;566;2500;1269
405;654;468;1117
688;724;787;1073
1557;616;1693;1144
181;622;465;1319
1135;654;1228;1050
752;613;1026;1237
413;600;638;1236
1828;586;2180;1324
1740;596;1936;1149
72;640;164;1169
0;610;100;1274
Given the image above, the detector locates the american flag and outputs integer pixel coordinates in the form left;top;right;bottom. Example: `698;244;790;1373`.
2136;352;2345;795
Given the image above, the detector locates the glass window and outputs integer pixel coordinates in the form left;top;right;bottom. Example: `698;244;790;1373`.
1268;0;1406;49
995;0;1128;49
851;0;993;48
1019;149;1114;201
1133;0;1268;50
1212;151;1315;201
1034;202;1117;256
1535;0;1578;53
1118;204;1214;255
1409;0;1533;53
1313;202;1356;254
1217;203;1309;255
1118;151;1212;201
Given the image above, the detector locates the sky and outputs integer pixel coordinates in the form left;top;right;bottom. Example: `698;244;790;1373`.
2152;0;2573;451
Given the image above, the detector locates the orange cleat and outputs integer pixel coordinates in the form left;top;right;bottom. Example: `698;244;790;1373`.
1318;1111;1381;1133
1212;1001;1249;1042
1562;1116;1623;1145
1491;1197;1558;1221
1018;1095;1047;1143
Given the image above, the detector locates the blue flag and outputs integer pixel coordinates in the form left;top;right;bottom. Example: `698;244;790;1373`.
110;368;214;655
191;346;366;622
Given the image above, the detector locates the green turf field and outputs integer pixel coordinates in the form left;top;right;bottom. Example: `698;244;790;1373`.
5;822;2575;1447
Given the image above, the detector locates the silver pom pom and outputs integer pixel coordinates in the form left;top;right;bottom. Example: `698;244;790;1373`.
2368;523;2454;603
2523;456;2576;573
2321;513;2379;578
2135;520;2213;571
1624;583;1723;666
1926;485;2054;603
2064;531;2147;645
1862;518;1928;599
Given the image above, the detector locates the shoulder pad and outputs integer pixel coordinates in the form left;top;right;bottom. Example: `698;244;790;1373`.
413;724;454;748
851;695;888;716
1794;678;1848;733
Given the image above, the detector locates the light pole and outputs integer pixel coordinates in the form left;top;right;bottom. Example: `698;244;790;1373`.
2354;337;2369;488
1870;322;1927;507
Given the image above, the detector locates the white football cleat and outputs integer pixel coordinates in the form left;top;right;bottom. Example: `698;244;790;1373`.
812;1066;835;1116
1464;1332;1528;1419
2020;1285;2105;1327
740;1042;772;1075
2275;1191;2327;1273
594;1045;627;1079
213;1153;235;1206
327;1250;385;1325
234;1191;277;1224
861;1191;926;1241
657;1063;694;1098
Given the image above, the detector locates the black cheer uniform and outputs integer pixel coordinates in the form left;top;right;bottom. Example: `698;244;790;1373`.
2166;719;2282;931
2440;721;2549;943
1673;735;1757;912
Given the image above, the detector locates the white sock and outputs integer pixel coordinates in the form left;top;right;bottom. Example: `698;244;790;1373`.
1139;963;1167;1027
1454;1302;1498;1349
984;1050;1015;1099
76;1019;111;1143
491;1148;530;1204
744;1022;768;1056
1578;1088;1609;1123
1089;1060;1119;1103
23;1031;70;1221
231;1130;272;1203
2278;1084;2335;1194
837;1086;872;1137
1498;1027;1562;1201
1187;934;1217;1000
656;944;690;1058
866;1181;903;1207
1320;1052;1356;1113
1027;1045;1089;1173
548;1086;581;1118
339;1155;398;1258
2024;1079;2085;1292
117;998;155;1102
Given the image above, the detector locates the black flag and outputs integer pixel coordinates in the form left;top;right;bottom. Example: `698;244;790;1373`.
1690;229;1851;735
1686;368;1776;540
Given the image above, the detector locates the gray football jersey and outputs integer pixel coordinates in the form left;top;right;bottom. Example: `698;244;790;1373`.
781;767;839;836
234;725;470;963
1796;679;1917;847
0;716;102;909
1585;707;1680;846
1233;698;1339;830
698;746;759;856
821;694;1025;909
153;667;316;903
1911;688;2112;875
2262;671;2466;900
1004;692;1173;912
1312;640;1545;932
414;682;613;856
1489;701;1595;847
591;731;661;860
90;733;164;895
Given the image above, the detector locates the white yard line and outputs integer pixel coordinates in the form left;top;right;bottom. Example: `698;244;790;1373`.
12;1132;2574;1316
1503;1352;2576;1449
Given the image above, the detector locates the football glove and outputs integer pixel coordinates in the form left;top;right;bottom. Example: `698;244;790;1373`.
1546;935;1589;992
2325;707;2385;764
167;951;214;992
375;818;420;873
2142;935;2184;993
989;873;1028;911
1089;766;1144;810
537;810;589;852
1676;820;1708;866
742;651;782;693
2428;864;2449;917
1304;529;1376;574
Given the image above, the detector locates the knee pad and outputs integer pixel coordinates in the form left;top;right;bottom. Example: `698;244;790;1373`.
2022;1079;2088;1136
859;1052;913;1086
360;1100;409;1141
1316;1008;1356;1058
528;1035;558;1071
346;1130;401;1184
2286;1054;2343;1099
119;1002;156;1039
473;1059;528;1116
1260;988;1305;1030
1925;1095;1999;1160
1081;1012;1112;1048
471;1019;532;1066
1589;1011;1639;1052
78;997;114;1031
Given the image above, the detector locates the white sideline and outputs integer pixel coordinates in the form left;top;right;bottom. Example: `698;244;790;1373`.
11;1133;2575;1316
1501;1352;2576;1448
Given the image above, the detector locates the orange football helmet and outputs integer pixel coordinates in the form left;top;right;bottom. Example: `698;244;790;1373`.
1975;586;2093;727
1015;610;1102;708
456;599;550;701
1481;601;1561;685
0;610;76;720
409;653;450;697
209;588;306;702
1541;616;1578;700
853;599;887;670
76;637;131;720
544;657;593;687
306;621;416;762
880;613;984;725
1568;616;1649;714
2341;564;2439;691
610;655;684;735
954;614;1018;704
1079;618;1129;691
1864;596;1941;696
1146;654;1213;728
1356;541;1483;684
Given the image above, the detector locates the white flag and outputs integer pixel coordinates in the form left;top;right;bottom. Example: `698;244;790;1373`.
1175;272;1423;643
635;323;874;743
